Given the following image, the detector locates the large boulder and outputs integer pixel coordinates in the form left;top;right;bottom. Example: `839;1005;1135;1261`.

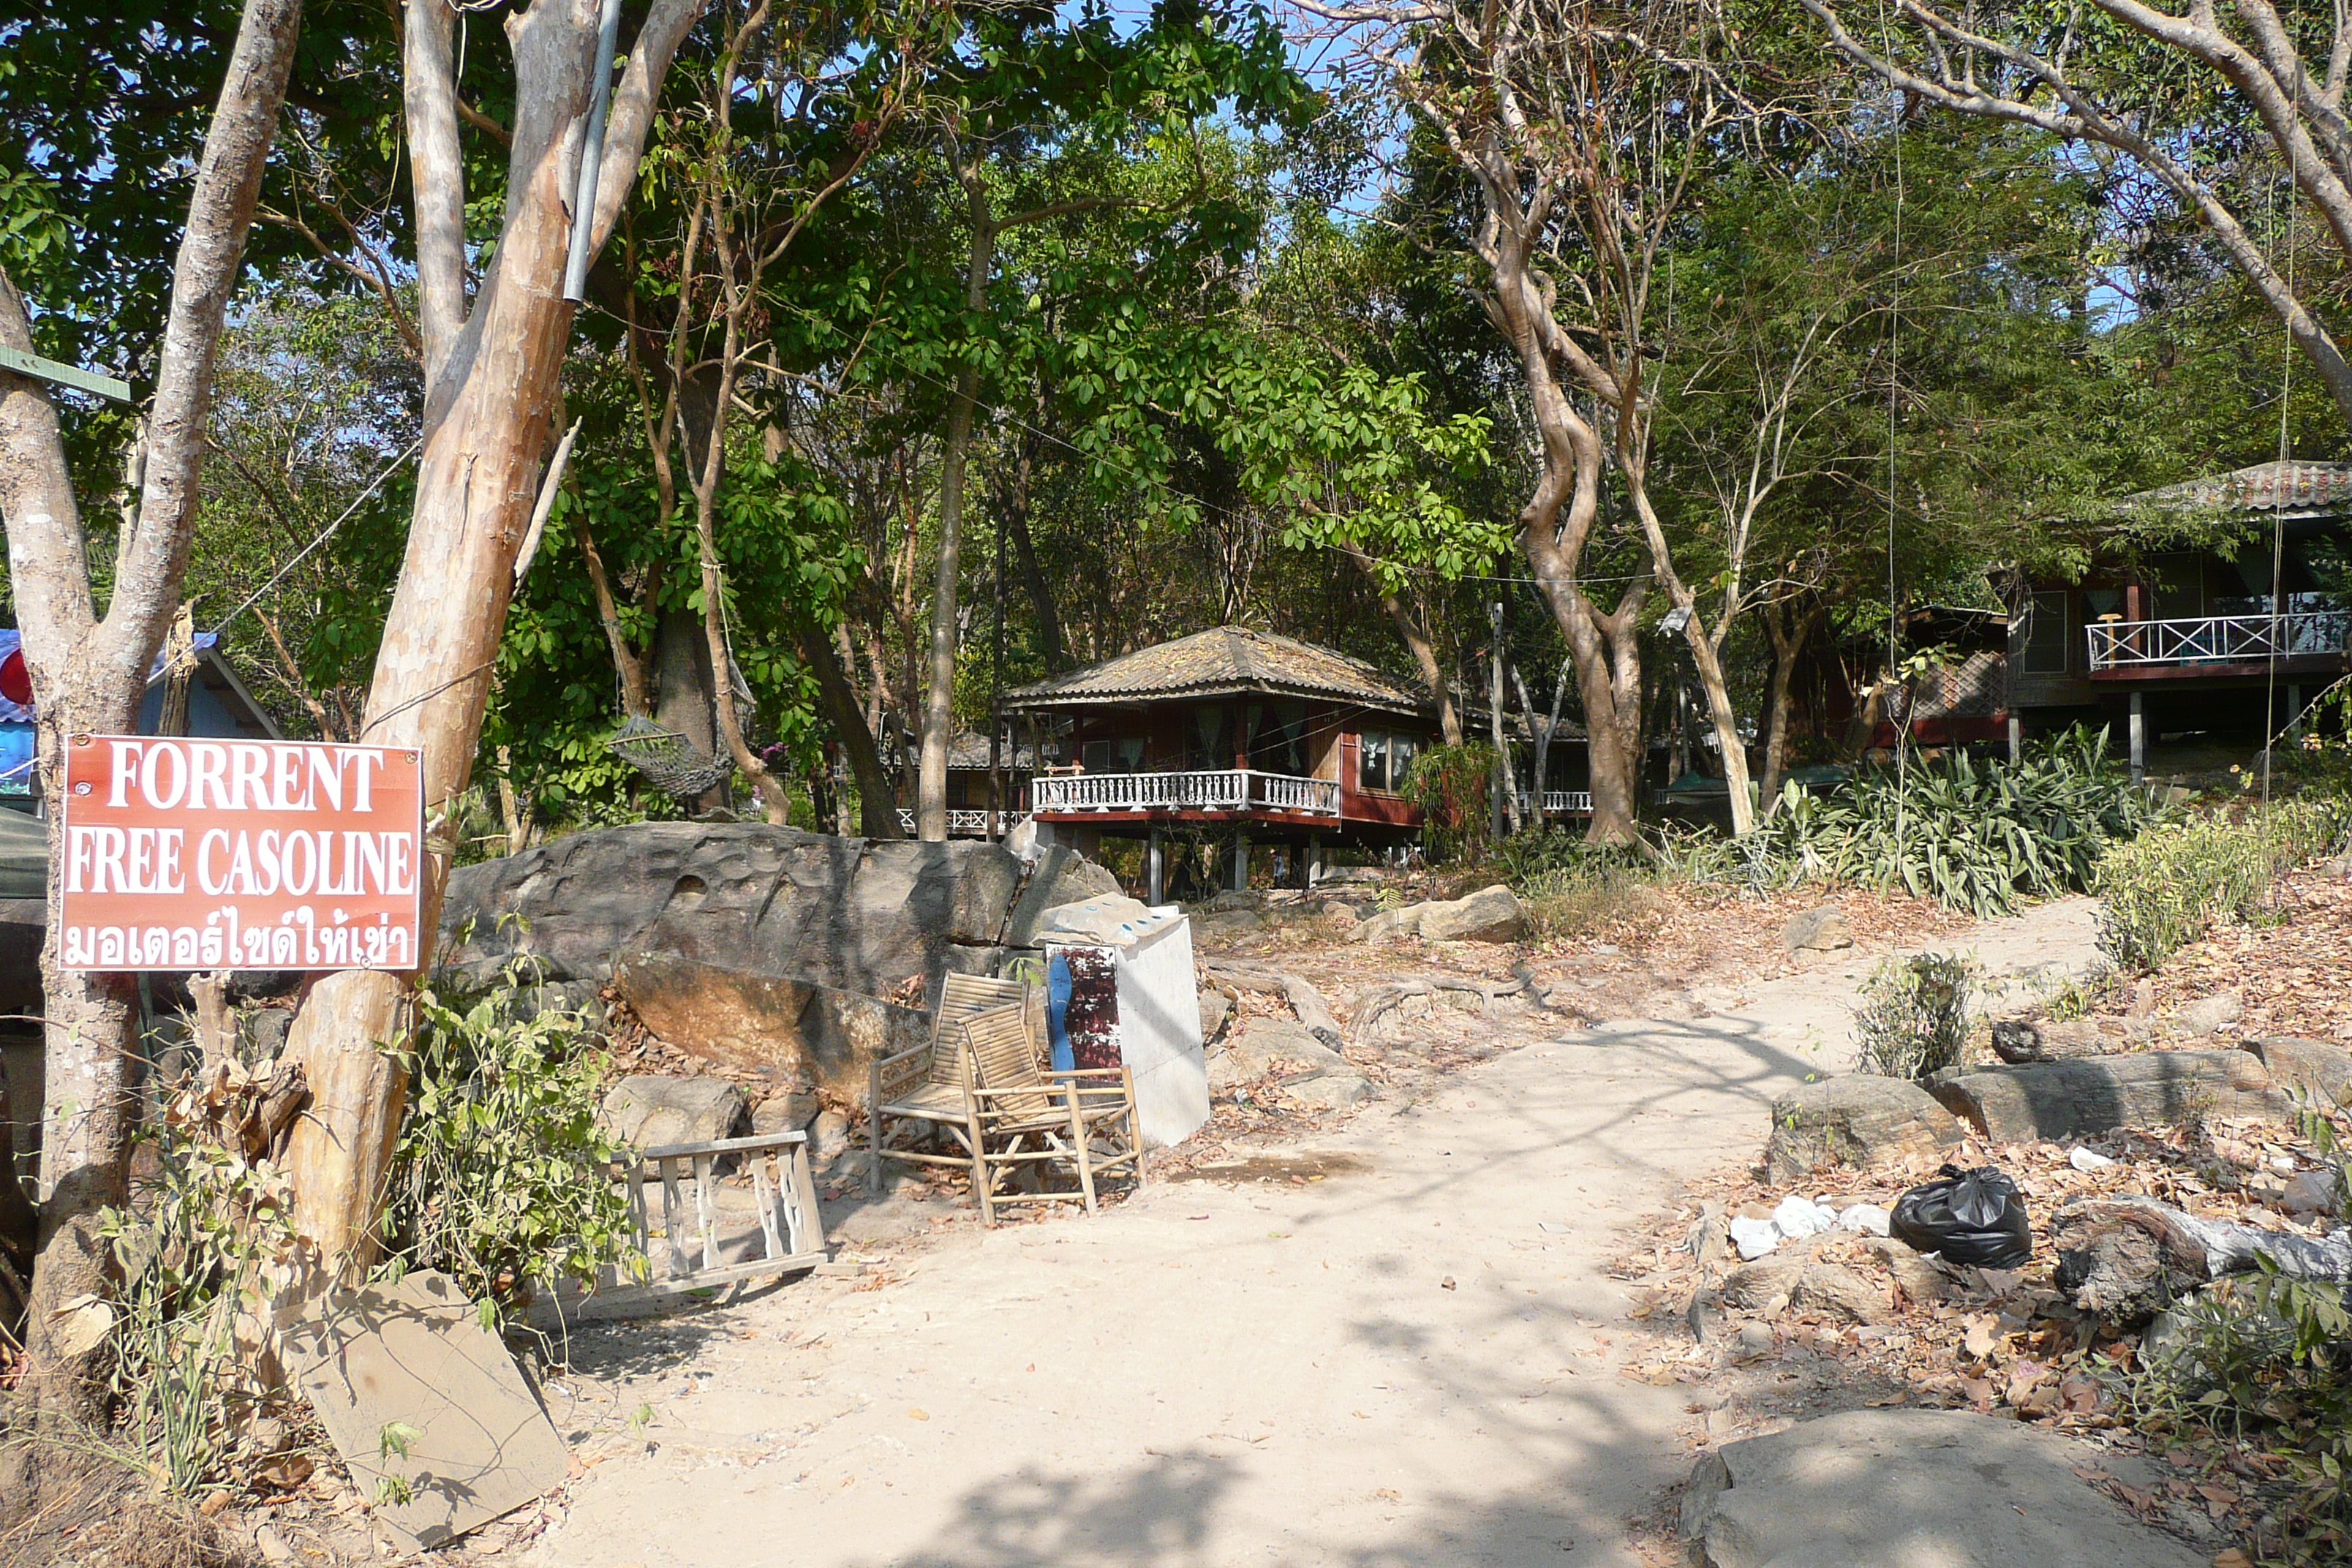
598;1076;747;1151
1931;1049;2292;1143
1763;1075;1964;1184
1681;1409;2206;1568
1416;884;1525;943
1206;1021;1343;1091
611;954;927;1102
1348;905;1425;945
440;823;1113;998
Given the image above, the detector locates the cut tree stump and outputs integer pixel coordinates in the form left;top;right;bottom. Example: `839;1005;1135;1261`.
2051;1194;2352;1328
1987;1017;2130;1063
1930;1049;2291;1143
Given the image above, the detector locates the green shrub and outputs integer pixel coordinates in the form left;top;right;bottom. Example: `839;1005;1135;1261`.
1852;951;1981;1080
1405;742;1501;862
1766;726;2161;918
2095;794;2352;971
377;962;644;1316
100;1115;302;1492
1517;853;1667;941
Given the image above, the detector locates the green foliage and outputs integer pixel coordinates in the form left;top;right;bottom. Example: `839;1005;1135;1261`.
2095;795;2352;972
378;955;643;1315
1852;952;1982;1081
1766;727;2162;917
1405;742;1499;862
1515;851;1667;943
2125;1270;2352;1565
99;1116;301;1492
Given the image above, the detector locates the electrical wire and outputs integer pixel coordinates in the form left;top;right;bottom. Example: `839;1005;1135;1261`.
214;434;423;636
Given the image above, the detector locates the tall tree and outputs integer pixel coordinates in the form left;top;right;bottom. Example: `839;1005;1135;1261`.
0;0;302;1442
277;0;706;1268
1801;0;2352;440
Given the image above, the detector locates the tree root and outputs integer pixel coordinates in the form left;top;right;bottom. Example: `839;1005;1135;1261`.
2051;1194;2352;1328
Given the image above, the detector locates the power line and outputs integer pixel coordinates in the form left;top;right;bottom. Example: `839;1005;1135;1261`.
214;434;423;635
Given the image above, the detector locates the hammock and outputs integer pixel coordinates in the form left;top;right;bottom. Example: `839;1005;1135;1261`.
606;716;732;799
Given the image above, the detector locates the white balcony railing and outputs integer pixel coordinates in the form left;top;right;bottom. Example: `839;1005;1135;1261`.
1519;790;1595;816
2087;611;2351;671
894;808;1019;837
1030;769;1341;818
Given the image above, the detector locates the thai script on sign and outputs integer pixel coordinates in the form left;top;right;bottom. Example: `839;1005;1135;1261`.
59;734;424;973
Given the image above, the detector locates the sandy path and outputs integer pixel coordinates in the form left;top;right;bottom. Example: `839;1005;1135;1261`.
520;899;2100;1568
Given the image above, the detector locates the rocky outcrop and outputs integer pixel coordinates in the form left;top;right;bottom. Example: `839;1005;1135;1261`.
610;954;927;1101
1763;1075;1964;1184
440;825;1115;996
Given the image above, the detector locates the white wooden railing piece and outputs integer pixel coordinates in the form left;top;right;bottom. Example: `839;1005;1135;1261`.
1030;768;1340;817
2087;610;2352;671
578;1131;829;1314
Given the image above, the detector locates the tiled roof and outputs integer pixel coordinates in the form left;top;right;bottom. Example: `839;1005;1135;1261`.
944;731;1036;770
1002;626;1425;716
2129;461;2352;519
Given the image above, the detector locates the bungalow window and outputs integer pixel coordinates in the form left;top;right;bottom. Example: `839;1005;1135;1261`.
1357;729;1418;794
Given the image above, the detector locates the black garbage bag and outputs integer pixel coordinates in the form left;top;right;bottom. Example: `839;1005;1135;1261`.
1891;1163;2032;1268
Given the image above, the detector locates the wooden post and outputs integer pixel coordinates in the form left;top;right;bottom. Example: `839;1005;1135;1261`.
2288;682;2304;738
2128;690;2145;783
1147;827;1164;906
1307;833;1322;890
1231;830;1249;892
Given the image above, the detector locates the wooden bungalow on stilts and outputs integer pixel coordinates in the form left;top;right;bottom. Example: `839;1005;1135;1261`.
1000;627;1438;899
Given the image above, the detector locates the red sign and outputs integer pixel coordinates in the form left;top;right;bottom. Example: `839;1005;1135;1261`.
59;734;424;972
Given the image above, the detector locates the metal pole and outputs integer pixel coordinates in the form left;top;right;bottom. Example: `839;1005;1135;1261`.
2128;691;2145;783
562;0;627;304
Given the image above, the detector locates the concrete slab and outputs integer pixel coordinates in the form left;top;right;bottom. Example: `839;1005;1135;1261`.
1681;1408;2208;1568
279;1270;568;1552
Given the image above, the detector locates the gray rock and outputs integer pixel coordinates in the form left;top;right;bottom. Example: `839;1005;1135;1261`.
1207;1021;1344;1091
2166;990;2242;1038
1730;1321;1776;1362
1192;910;1266;941
1860;1236;1949;1307
809;1107;851;1157
1348;905;1425;945
2243;1034;2352;1104
750;1092;821;1138
1416;884;1525;943
440;823;1114;999
1780;905;1852;951
1205;889;1262;913
243;1007;291;1060
1932;1049;2293;1142
1284;1070;1376;1112
598;1076;748;1151
1681;1408;2207;1568
2281;1166;2342;1218
1764;1075;1964;1185
1198;990;1234;1041
1794;1262;1889;1324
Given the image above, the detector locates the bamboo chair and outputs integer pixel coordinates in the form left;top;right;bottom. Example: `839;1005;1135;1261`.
962;1003;1143;1224
867;973;1030;1197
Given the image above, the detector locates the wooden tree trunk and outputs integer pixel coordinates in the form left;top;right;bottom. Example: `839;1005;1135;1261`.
280;0;704;1270
918;179;998;843
0;0;304;1452
2052;1195;2352;1329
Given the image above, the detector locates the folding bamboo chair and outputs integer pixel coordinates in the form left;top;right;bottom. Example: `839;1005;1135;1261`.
962;1003;1143;1224
867;973;1029;1197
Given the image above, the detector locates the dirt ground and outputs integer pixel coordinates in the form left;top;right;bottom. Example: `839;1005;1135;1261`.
357;890;2099;1568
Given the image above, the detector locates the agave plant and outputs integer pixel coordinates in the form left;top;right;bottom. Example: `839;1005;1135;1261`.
1766;726;2164;919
